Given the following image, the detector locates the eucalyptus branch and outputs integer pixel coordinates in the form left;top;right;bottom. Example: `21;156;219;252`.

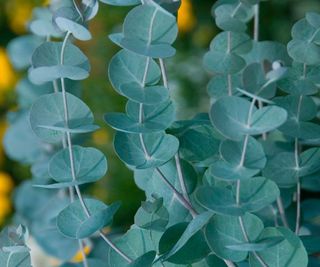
159;58;192;203
138;57;197;218
59;31;132;264
227;32;232;96
236;97;268;267
294;95;303;235
276;197;289;228
254;4;260;42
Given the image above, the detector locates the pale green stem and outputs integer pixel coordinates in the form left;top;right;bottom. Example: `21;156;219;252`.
236;98;268;267
227;32;232;96
159;59;192;203
294;95;303;235
276;197;289;228
60;31;132;263
138;57;197;217
73;0;84;22
231;2;242;17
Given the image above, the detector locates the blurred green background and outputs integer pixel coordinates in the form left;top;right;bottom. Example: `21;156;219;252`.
0;0;320;232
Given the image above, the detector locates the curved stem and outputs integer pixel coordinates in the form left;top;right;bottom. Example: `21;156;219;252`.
276;197;289;228
294;96;303;235
236;98;268;266
227;32;232;96
254;4;260;42
295;178;301;235
138;58;197;217
59;31;132;263
175;153;191;202
99;232;133;263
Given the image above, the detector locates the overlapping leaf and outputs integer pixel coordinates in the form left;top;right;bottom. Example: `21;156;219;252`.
30;92;98;143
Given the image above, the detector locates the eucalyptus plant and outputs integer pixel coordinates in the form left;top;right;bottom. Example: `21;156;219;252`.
2;0;320;266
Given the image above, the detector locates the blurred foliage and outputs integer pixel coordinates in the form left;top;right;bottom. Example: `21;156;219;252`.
0;0;320;231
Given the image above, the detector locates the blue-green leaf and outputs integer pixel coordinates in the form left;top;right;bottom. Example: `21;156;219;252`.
4;111;45;164
54;6;92;40
162;212;213;261
128;251;156;267
263;148;320;187
134;197;169;231
220;136;267;170
120;83;169;105
105;101;175;133
195;186;244;216
249;227;308;267
57;199;120;239
29;41;90;84
29;7;62;38
109;4;178;58
109;49;161;94
35;146;108;189
7;35;43;70
203;50;246;74
226;236;284;252
207;160;259;181
30;92;98;143
205;213;264;262
158;222;210;264
99;0;140;6
210;96;287;141
114;132;179;169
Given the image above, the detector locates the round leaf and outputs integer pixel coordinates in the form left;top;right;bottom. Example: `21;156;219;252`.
109;4;178;58
205;213;264;262
42;146;107;188
30;92;98;143
105;100;175;133
29;41;90;84
54;7;92;41
204;50;246;74
249;227;308;267
220;136;267;170
210;96;287;141
114;132;179;169
57;199;120;239
108;49;161;93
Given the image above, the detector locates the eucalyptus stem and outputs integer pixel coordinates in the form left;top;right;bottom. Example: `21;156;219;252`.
231;2;242;17
294;95;303;235
224;260;236;267
159;58;192;203
138;57;197;217
253;3;267;141
254;4;260;42
59;31;132;264
99;232;133;263
227;31;232;96
276;197;289;228
175;153;191;202
294;136;301;235
236;98;268;267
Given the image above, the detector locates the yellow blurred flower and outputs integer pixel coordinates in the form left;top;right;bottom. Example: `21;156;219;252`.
92;128;110;145
6;0;33;34
0;48;16;91
0;195;12;220
178;0;196;33
71;245;91;263
0;172;14;195
43;0;51;6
